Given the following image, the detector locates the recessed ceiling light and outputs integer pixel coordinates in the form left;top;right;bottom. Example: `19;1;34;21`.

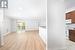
19;7;23;10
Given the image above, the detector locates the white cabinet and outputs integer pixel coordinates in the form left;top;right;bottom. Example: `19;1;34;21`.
39;27;47;44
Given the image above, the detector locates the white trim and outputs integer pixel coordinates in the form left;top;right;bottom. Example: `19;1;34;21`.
65;7;75;13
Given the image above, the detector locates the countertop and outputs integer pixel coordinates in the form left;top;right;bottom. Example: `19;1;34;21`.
39;26;46;28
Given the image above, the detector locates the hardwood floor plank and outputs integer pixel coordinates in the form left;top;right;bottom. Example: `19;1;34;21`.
0;31;46;50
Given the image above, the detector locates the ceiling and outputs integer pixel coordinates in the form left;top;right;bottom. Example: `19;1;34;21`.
5;0;46;20
65;0;75;11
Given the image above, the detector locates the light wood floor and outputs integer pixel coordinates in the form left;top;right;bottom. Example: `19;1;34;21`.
0;31;46;50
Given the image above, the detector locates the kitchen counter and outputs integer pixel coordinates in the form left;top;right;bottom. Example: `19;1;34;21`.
66;23;75;39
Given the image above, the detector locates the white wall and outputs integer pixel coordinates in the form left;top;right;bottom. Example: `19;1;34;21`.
3;16;17;36
48;0;66;50
0;9;4;46
11;19;17;32
40;17;46;26
25;19;39;31
3;16;12;35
